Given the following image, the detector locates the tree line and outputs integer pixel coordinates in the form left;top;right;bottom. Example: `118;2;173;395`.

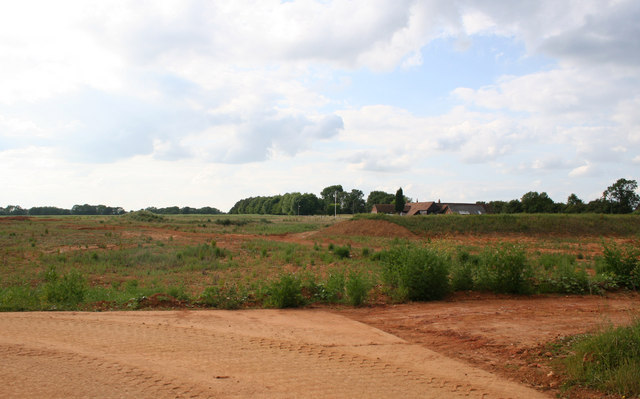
484;178;640;214
0;204;222;216
228;185;411;215
230;178;639;216
2;178;637;217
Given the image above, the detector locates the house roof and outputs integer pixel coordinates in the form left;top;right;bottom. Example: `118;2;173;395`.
441;203;486;215
371;204;396;213
405;202;438;215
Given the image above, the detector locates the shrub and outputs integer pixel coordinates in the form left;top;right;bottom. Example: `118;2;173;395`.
535;254;590;294
43;267;87;307
0;286;41;311
165;285;190;302
475;245;532;294
266;274;304;308
124;210;165;222
333;245;350;259
323;271;346;303
600;242;640;289
380;246;450;301
345;271;370;306
199;284;247;309
564;320;640;396
451;250;478;291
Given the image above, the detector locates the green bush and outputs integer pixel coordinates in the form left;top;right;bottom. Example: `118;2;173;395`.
266;273;304;308
564;320;640;396
380;246;450;301
332;245;350;259
199;284;247;309
535;254;590;294
323;271;346;303
451;250;478;291
43;267;87;307
0;286;41;311
345;271;369;306
124;210;165;222
475;245;532;294
601;242;640;289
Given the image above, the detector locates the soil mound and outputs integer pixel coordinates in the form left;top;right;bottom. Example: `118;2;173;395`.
314;219;416;238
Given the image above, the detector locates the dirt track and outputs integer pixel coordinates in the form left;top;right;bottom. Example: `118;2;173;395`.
0;309;553;399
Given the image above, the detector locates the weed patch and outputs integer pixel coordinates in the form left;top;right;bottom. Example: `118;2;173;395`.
380;246;450;301
564;320;640;396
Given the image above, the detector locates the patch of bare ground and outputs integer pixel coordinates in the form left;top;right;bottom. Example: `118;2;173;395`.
337;291;640;399
0;309;550;399
310;219;416;238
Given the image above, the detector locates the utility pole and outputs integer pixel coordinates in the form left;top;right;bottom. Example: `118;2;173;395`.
334;191;337;219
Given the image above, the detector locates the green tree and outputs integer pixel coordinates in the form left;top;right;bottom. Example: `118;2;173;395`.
503;199;522;213
603;178;640;214
520;191;556;213
296;193;322;215
320;185;345;215
366;190;395;212
564;194;585;213
394;188;405;214
343;189;365;214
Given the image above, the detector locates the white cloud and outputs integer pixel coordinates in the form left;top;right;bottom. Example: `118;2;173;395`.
2;0;639;210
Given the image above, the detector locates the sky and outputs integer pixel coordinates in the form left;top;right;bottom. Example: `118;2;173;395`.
1;0;639;212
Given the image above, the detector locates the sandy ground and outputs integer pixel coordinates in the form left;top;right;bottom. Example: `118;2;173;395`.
1;308;551;399
2;293;639;398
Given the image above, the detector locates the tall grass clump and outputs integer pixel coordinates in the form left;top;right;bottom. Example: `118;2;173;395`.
265;273;304;308
600;242;640;290
199;283;247;309
380;246;450;302
123;210;165;222
535;253;591;294
475;245;532;294
451;249;479;291
345;271;370;306
42;267;87;308
564;320;640;396
0;286;41;311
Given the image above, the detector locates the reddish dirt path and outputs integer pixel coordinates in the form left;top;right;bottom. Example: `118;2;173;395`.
338;292;640;398
0;309;550;399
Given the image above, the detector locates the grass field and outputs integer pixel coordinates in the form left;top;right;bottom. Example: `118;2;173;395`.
1;212;638;311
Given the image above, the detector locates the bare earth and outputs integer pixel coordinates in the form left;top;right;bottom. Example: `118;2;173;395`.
2;293;639;398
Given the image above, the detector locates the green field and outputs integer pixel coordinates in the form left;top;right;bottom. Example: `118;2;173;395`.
0;213;638;312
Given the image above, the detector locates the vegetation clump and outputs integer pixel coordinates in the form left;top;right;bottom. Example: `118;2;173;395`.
380;246;450;301
266;273;304;308
123;210;165;222
564;320;640;397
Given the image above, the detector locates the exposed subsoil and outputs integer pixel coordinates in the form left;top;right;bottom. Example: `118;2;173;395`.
3;218;639;398
310;218;417;238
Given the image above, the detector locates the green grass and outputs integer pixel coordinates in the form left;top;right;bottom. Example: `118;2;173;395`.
356;213;640;236
1;214;639;313
564;320;640;396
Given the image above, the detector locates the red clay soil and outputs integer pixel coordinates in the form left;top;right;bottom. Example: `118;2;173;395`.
2;294;639;398
338;291;640;399
310;219;416;238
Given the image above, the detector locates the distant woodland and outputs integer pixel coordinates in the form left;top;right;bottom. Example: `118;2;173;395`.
1;178;638;216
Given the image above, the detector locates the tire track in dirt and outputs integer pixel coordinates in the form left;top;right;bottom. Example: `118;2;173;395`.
0;311;550;398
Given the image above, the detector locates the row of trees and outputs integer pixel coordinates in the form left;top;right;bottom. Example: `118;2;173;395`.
0;204;222;216
144;206;222;215
0;204;126;216
2;178;637;217
484;178;640;214
229;185;411;215
230;178;639;216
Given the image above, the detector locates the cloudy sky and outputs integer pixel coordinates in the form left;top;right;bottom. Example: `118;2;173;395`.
1;0;639;211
